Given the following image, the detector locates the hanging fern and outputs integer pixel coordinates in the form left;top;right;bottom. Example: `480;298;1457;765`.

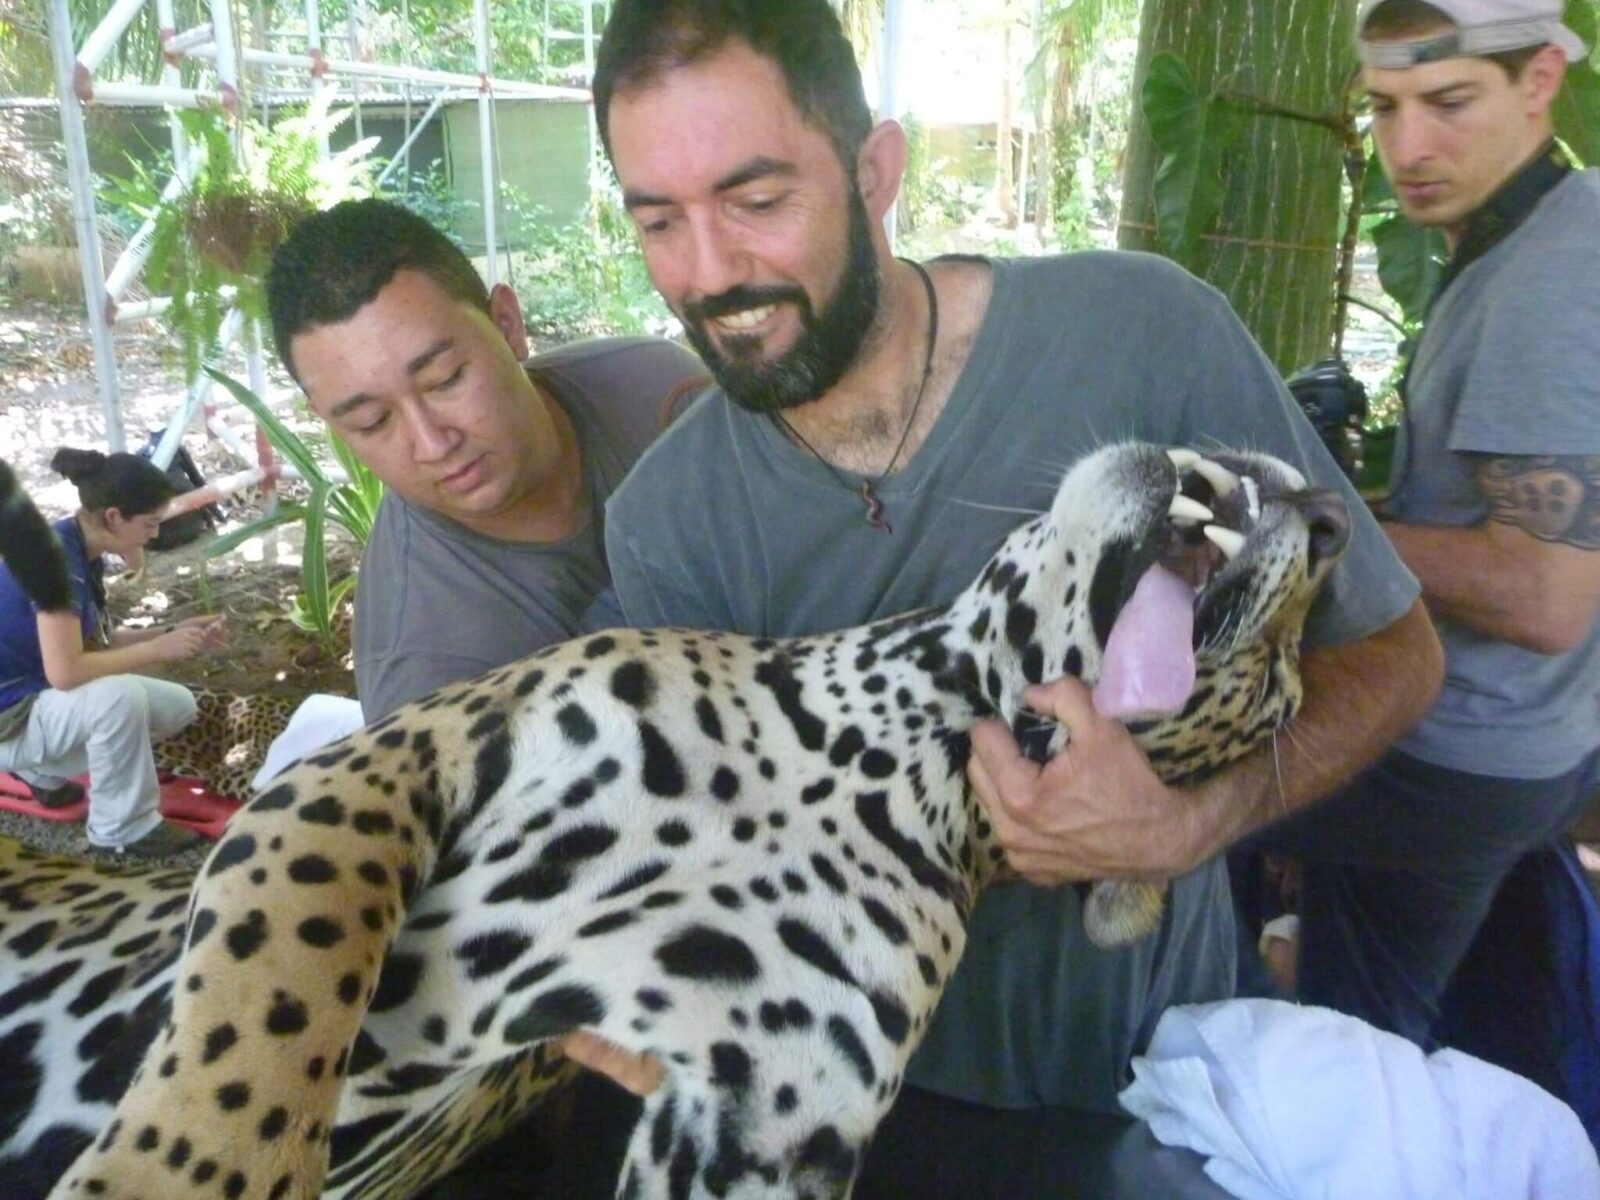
102;91;378;383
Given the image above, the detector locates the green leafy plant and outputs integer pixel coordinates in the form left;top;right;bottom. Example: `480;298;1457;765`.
897;114;933;233
1554;0;1600;162
390;165;667;340
381;158;470;244
204;369;384;649
102;91;377;381
0;110;71;248
1140;47;1351;274
898;116;990;235
1140;52;1240;268
507;173;673;340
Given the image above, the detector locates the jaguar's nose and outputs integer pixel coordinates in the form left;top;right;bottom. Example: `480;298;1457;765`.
1294;489;1351;564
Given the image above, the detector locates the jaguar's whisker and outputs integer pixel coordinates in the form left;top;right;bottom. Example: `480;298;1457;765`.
946;498;1048;518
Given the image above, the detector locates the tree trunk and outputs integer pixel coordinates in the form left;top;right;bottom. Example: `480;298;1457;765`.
1118;0;1354;373
1034;120;1053;234
1032;0;1055;237
997;18;1017;227
1078;58;1099;212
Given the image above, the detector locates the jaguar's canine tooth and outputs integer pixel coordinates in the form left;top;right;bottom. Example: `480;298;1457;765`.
1193;459;1240;498
1168;495;1214;524
1204;524;1247;560
1166;448;1202;469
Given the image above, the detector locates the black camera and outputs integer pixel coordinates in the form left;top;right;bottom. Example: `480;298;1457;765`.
1286;358;1367;484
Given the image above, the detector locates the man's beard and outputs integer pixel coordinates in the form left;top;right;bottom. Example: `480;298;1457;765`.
679;191;881;414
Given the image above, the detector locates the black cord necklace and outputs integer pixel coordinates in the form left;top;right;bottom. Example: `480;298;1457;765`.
773;258;938;535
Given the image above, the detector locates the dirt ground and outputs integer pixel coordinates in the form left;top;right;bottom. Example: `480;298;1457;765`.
1;295;358;703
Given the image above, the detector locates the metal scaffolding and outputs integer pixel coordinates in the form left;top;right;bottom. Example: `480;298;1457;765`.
45;0;587;517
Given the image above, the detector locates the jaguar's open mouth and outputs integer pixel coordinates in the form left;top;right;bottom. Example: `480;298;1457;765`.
1155;448;1259;589
1092;449;1278;721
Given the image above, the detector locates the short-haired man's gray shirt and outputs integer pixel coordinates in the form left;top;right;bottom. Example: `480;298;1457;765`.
355;336;705;720
1385;169;1600;778
606;252;1419;1110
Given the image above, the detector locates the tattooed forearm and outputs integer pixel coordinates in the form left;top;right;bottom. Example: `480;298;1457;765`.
1478;455;1600;550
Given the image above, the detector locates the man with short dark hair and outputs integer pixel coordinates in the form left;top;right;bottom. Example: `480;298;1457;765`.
567;1;1442;1193
265;199;704;719
1248;0;1600;1047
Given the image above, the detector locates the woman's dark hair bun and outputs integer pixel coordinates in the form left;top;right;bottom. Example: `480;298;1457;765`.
49;446;174;518
49;447;108;485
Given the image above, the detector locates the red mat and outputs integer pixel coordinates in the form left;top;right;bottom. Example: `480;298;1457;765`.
0;772;242;840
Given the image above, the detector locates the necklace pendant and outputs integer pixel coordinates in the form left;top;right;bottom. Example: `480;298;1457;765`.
860;480;892;534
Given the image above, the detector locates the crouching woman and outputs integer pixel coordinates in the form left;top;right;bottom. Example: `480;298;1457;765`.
0;447;226;857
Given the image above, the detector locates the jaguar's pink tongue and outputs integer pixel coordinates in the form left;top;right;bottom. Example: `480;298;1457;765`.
1091;564;1196;720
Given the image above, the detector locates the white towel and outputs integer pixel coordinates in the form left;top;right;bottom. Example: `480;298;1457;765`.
1119;998;1599;1200
249;693;366;790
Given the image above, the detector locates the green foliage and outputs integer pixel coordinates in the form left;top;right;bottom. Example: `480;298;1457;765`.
0;111;71;279
338;0;594;84
1051;27;1139;250
1027;0;1139;108
381;159;470;242
1554;1;1600;161
1556;65;1600;162
2;0;209;95
380;156;666;339
1050;179;1094;248
530;0;601;80
1051;112;1124;247
897;116;989;233
507;173;673;340
1141;51;1239;268
898;114;932;233
205;368;384;649
101;93;377;383
839;0;884;69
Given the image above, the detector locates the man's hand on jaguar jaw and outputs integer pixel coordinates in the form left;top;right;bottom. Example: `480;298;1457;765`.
968;678;1203;886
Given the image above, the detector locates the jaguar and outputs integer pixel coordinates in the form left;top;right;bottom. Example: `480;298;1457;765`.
4;441;1350;1200
153;687;303;802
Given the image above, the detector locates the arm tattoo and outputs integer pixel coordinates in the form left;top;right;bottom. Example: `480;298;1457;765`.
1478;455;1600;550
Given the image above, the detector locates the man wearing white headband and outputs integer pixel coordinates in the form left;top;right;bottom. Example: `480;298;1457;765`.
1255;0;1600;1054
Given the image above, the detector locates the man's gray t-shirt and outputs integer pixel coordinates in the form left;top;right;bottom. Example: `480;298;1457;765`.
606;252;1418;1110
1385;168;1600;779
355;336;705;720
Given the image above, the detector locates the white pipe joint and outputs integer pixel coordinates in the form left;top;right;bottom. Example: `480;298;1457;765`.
78;0;150;78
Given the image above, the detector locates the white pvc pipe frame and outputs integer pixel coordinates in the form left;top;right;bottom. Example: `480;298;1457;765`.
53;0;586;505
48;0;124;450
